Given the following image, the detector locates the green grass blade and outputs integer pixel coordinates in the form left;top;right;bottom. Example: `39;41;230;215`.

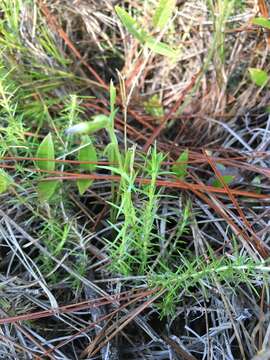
153;0;176;30
145;36;178;58
115;5;177;58
252;17;270;30
110;80;116;113
115;6;147;43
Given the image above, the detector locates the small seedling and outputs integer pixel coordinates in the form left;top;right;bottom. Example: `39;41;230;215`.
249;68;269;87
172;149;189;180
144;94;164;117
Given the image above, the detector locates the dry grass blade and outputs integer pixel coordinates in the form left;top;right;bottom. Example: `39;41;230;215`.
82;290;164;358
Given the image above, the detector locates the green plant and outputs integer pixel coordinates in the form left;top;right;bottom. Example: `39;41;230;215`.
1;3;270;358
150;252;267;317
115;4;178;59
212;174;235;188
252;17;270;30
249;68;269;87
107;146;165;276
0;169;13;193
172;149;189;180
38;220;71;282
153;0;177;30
36;133;59;202
247;18;270;88
207;0;236;85
143;94;164;117
0;65;26;156
77;136;97;195
31;82;193;284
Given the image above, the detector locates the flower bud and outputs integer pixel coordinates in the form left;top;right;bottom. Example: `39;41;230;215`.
65;115;109;136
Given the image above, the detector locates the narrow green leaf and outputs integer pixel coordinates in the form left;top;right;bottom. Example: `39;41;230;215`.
37;180;58;202
146;37;178;58
0;169;12;194
36;133;55;171
104;143;117;164
249;68;269;87
212;175;235;188
172;149;189;180
115;5;178;58
153;0;176;30
123;147;135;173
252;17;270;30
115;6;147;42
77;136;97;195
110;80;116;112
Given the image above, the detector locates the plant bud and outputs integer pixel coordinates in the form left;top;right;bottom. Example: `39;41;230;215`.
65;115;109;135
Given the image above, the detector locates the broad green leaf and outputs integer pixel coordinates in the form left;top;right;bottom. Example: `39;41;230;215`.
77;179;94;196
77;136;97;195
172;149;189;180
36;133;59;202
249;68;269;87
115;6;147;43
78;136;97;172
252;17;270;30
153;0;176;30
144;94;164;117
36;133;55;171
37;180;58;202
212;175;235;188
0;169;12;194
